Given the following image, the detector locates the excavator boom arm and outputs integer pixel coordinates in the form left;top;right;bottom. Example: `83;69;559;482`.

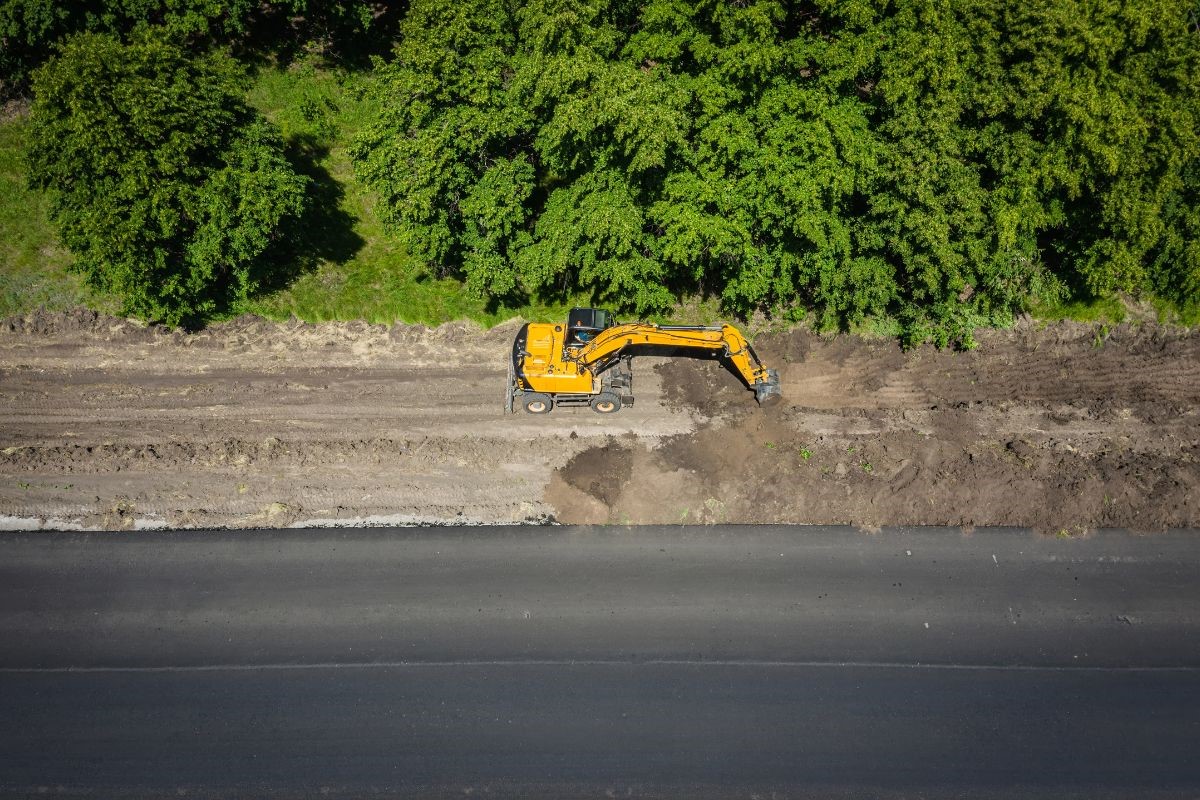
570;323;776;392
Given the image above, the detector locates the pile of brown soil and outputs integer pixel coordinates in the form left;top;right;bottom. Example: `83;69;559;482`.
547;320;1200;532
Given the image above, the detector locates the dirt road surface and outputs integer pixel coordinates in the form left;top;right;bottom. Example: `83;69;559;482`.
1;308;1197;531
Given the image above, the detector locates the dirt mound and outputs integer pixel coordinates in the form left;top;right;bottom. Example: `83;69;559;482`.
557;439;636;506
3;308;1197;532
0;307;526;368
3;307;166;340
549;321;1200;532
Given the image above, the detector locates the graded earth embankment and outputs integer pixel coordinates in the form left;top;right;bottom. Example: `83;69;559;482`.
0;309;698;528
1;308;1196;531
549;321;1200;531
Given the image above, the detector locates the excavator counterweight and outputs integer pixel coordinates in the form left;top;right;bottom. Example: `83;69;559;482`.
506;307;782;414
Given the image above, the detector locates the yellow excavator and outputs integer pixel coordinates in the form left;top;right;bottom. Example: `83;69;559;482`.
506;307;782;414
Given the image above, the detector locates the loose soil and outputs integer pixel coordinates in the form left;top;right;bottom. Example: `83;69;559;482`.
0;308;698;529
1;308;1196;531
551;320;1200;532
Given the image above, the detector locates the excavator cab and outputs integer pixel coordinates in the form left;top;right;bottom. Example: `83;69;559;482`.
566;308;616;346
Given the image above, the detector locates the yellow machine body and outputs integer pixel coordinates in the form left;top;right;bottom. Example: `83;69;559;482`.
507;308;782;414
518;322;598;395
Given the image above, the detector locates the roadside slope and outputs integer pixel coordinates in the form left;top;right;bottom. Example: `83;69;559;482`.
2;309;1196;530
550;320;1200;530
0;309;695;528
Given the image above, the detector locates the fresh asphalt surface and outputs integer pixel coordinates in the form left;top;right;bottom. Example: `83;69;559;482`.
0;525;1198;798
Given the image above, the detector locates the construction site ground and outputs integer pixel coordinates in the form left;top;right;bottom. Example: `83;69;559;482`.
1;308;1197;532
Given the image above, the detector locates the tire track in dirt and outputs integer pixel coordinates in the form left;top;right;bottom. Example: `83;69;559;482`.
0;309;697;529
5;309;1197;532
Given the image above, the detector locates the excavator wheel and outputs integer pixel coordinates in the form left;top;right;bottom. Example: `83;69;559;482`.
590;392;621;414
522;393;554;414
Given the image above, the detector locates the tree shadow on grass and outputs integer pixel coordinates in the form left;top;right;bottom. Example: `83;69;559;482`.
247;132;365;298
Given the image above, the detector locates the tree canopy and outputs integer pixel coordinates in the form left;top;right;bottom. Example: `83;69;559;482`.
25;31;308;325
9;0;1199;336
1;0;381;96
353;0;1200;344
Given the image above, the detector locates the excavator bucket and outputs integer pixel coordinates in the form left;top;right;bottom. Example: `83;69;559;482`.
755;369;782;407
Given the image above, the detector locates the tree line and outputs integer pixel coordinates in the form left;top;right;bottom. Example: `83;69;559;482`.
7;0;1199;341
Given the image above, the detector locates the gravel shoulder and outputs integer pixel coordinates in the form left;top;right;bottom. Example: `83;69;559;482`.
1;309;1196;531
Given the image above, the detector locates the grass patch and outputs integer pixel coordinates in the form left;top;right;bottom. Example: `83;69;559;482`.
1030;295;1128;325
0;113;117;318
1150;296;1200;327
651;294;727;327
849;315;904;339
235;59;579;328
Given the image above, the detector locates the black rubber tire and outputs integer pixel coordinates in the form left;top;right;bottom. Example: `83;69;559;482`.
590;392;621;414
522;393;553;414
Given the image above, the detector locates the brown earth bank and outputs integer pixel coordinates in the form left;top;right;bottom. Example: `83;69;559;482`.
0;307;1197;531
550;320;1200;532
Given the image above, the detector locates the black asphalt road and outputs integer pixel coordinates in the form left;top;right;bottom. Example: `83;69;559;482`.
0;526;1198;798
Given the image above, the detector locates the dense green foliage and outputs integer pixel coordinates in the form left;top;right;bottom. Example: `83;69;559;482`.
0;0;381;96
5;0;1198;335
25;32;308;325
353;0;1200;343
1;0;249;93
